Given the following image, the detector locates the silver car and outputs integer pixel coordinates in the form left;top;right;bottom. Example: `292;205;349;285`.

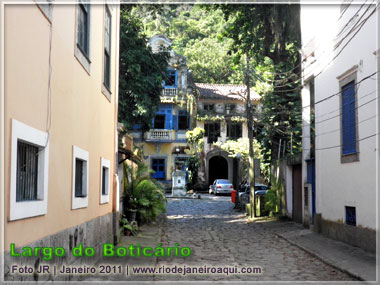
209;179;234;195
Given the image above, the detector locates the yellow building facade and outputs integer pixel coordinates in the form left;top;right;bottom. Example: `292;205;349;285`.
2;3;120;279
130;35;193;189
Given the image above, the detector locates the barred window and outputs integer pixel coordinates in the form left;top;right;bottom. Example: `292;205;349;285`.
72;146;89;209
16;141;39;202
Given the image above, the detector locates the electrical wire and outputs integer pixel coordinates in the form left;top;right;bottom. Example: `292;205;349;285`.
42;18;53;151
254;2;377;91
302;114;377;139
259;0;368;80
303;133;377;151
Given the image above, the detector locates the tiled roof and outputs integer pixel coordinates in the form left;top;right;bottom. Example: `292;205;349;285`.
194;83;260;101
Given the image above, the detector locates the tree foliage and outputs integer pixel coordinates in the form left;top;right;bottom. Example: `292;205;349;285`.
214;138;269;181
185;127;205;189
219;5;302;164
131;5;245;84
118;6;170;130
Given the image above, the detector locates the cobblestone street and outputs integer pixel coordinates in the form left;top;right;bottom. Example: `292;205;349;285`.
85;195;358;282
154;196;356;282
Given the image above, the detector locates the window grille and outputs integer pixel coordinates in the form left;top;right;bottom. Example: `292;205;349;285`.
16;141;39;202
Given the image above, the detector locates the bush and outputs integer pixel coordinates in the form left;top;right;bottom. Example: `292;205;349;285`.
264;178;283;216
122;163;166;224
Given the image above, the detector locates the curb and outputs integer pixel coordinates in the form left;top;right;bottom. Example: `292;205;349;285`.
275;233;364;281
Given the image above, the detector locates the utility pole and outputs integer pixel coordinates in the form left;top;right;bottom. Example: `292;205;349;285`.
245;55;256;219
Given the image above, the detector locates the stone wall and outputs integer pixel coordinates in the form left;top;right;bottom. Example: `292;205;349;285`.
4;212;116;281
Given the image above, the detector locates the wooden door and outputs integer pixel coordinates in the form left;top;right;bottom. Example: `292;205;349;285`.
292;164;303;223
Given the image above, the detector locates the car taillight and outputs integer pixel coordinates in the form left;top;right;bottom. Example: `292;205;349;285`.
216;186;222;189
230;185;233;189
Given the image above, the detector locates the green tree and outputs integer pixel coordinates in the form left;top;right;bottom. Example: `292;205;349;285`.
219;5;302;163
131;5;245;84
118;6;170;131
214;138;269;181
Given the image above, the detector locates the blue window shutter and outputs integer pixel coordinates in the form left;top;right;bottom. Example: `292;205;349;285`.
165;111;172;129
174;70;178;88
173;115;178;130
342;81;356;154
164;105;173;129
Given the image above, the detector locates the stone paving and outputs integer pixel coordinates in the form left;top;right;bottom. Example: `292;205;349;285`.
154;195;356;282
84;195;357;282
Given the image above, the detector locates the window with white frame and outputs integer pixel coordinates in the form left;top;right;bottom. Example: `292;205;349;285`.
72;146;89;209
338;67;359;163
103;5;112;91
75;2;91;73
10;119;49;221
100;157;110;204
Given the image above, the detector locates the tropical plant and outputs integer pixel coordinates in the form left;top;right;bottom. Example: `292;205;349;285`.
120;217;139;236
185;127;205;189
122;162;166;224
264;178;283;216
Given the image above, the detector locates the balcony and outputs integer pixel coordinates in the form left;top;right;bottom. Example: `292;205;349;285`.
146;130;173;142
162;88;178;97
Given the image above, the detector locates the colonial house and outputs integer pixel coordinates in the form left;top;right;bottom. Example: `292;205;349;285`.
300;2;378;252
129;35;193;189
194;83;261;188
3;3;120;280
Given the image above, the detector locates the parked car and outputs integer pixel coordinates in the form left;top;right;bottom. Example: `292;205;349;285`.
239;183;269;205
209;179;234;195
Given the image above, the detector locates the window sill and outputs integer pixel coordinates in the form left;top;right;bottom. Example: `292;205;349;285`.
75;44;91;75
10;119;50;221
102;83;112;102
341;152;359;163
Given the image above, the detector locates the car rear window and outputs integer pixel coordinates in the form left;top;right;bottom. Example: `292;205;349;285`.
255;185;267;190
218;180;231;184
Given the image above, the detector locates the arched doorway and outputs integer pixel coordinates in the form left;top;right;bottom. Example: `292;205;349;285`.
208;156;228;186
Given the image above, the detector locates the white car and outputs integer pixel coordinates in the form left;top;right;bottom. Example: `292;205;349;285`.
209;179;234;195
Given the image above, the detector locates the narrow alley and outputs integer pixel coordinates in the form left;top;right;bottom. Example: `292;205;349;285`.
87;196;357;282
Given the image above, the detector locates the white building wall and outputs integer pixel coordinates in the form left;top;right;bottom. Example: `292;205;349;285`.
301;4;377;230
